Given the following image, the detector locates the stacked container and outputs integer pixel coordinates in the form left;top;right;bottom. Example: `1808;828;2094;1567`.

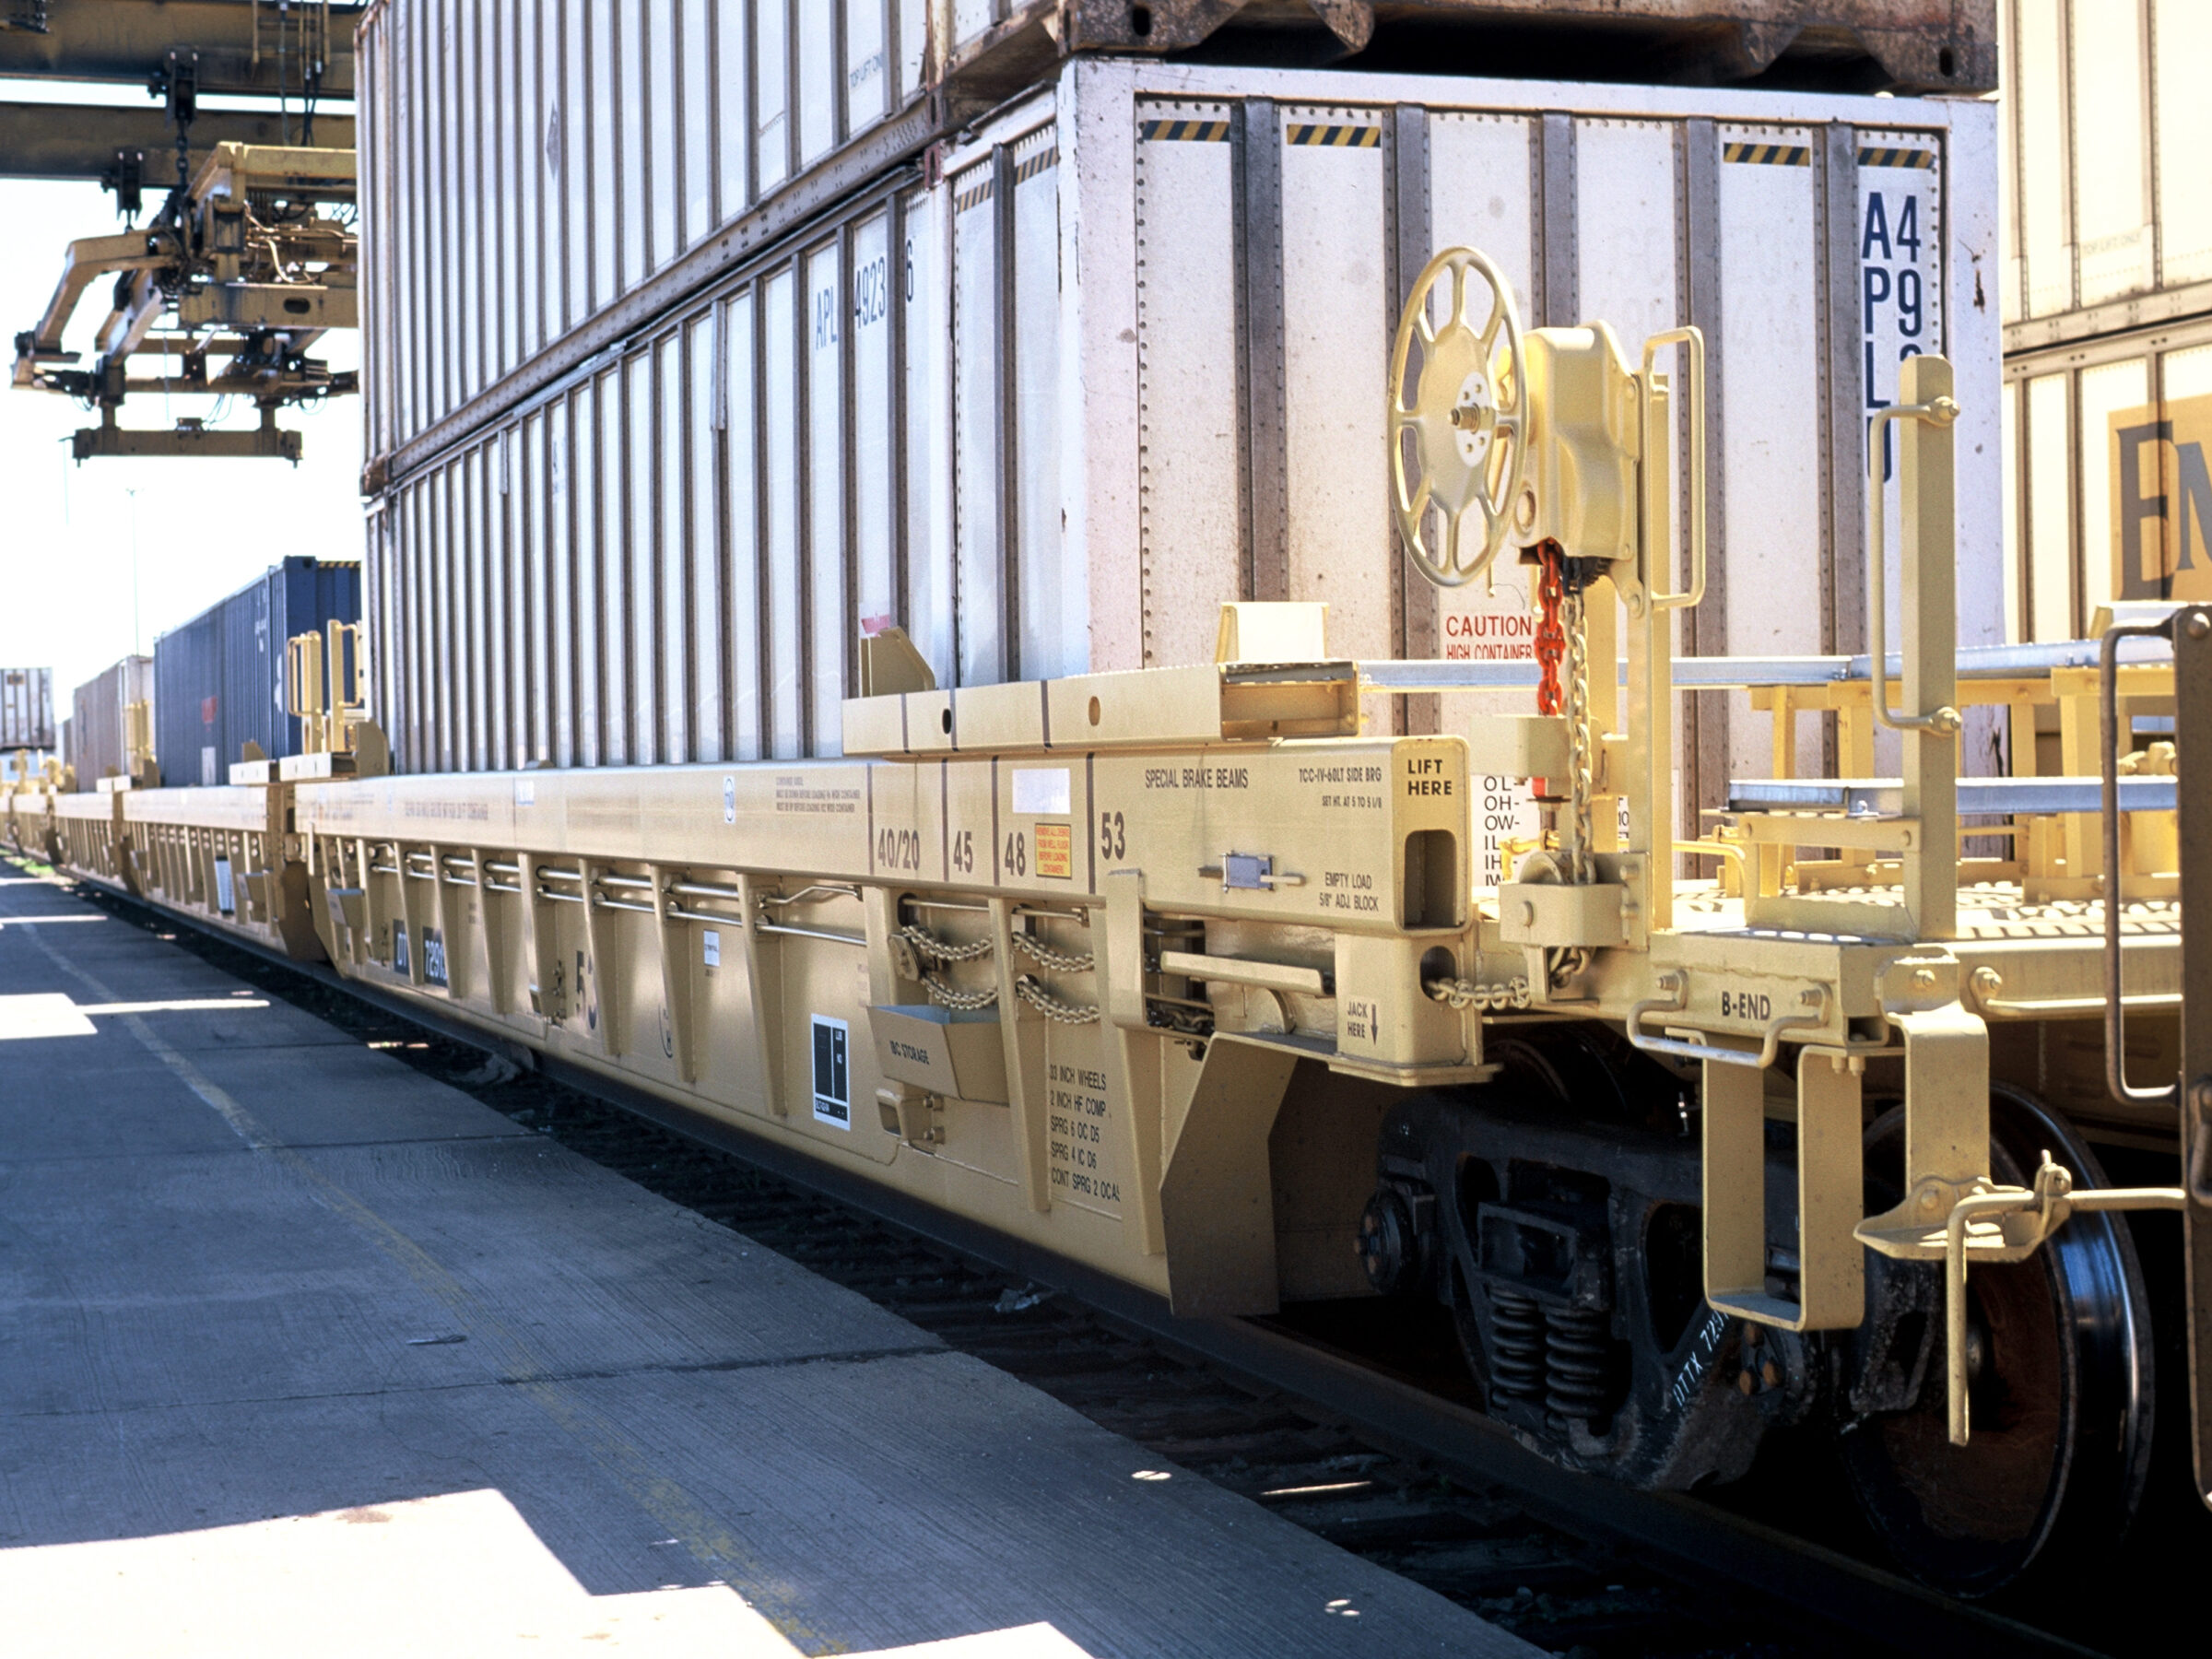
153;559;362;787
0;668;54;753
68;655;153;790
355;2;2000;852
1999;0;2212;641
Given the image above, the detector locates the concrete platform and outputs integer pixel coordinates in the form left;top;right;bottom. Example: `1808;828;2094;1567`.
0;870;1536;1658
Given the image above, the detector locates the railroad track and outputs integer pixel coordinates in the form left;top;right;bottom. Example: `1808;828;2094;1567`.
29;860;2109;1659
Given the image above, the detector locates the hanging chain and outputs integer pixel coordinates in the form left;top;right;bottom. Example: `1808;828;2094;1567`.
896;921;1098;1019
896;922;998;1009
1015;975;1100;1025
1006;930;1095;974
894;924;994;963
923;974;999;1011
1564;580;1594;884
1534;543;1567;716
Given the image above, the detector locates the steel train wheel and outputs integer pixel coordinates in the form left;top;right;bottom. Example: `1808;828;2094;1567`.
1838;1086;2155;1596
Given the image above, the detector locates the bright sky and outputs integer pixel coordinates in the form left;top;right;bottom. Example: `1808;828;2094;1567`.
0;82;363;713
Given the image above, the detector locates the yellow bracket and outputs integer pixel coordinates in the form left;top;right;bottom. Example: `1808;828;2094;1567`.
1942;1159;2185;1445
1701;1041;1866;1332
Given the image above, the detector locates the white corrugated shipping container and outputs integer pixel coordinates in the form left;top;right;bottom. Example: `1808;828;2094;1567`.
68;655;153;791
365;58;1999;870
355;2;1994;478
1996;0;2212;649
356;0;940;465
1;667;56;752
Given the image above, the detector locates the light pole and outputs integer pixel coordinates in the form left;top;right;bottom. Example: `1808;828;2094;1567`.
126;488;141;656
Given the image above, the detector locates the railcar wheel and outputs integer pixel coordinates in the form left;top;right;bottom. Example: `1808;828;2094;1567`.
1838;1087;2154;1597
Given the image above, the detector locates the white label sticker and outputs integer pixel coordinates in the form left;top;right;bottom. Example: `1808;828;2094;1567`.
724;775;737;824
702;929;721;968
515;778;535;806
212;856;235;915
1011;767;1070;816
811;1016;851;1129
1476;776;1542;890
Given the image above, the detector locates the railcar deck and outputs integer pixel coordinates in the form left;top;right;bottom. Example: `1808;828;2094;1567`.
0;871;1531;1658
1657;880;2181;945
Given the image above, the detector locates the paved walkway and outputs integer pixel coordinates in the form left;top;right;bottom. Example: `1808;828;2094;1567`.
0;866;1534;1657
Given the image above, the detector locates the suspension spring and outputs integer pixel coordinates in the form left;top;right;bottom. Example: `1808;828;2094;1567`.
1546;1306;1614;1422
1488;1288;1547;1406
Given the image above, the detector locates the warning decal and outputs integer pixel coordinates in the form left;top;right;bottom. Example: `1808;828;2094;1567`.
1033;822;1072;879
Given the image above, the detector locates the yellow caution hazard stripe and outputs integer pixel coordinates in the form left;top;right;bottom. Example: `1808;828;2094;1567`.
1138;118;1230;143
1722;142;1810;167
1285;123;1379;148
1720;141;1936;170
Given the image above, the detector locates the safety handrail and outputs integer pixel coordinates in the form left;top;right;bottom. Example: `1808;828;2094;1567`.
2101;616;2183;1109
1866;396;1963;735
287;630;322;722
1641;326;1707;613
1972;969;2176;1021
1625;971;1826;1069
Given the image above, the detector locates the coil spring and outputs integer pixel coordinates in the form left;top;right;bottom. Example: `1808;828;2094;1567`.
1488;1288;1547;1405
1546;1306;1613;1422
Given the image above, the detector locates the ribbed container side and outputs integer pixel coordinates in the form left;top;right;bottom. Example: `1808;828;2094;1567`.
155;559;362;787
358;1;1994;477
364;55;2001;863
359;0;935;465
68;655;152;789
1996;0;2212;646
0;667;55;750
2001;336;2212;648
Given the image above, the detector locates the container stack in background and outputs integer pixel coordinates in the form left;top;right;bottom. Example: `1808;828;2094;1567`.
1998;2;2212;658
352;0;1999;859
149;558;362;789
68;656;152;791
1;669;56;770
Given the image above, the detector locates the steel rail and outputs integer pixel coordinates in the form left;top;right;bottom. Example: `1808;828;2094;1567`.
1360;635;2178;692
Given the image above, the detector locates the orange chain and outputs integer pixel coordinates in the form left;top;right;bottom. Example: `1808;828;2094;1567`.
1534;541;1566;716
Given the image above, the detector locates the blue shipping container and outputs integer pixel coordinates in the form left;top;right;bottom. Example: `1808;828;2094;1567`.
153;558;362;786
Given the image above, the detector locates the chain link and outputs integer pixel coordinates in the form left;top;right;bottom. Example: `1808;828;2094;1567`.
1534;544;1566;716
923;974;999;1011
1564;581;1594;885
1547;945;1592;992
1006;930;1095;973
1424;974;1534;1012
1015;975;1100;1025
898;922;1097;1018
894;924;995;963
